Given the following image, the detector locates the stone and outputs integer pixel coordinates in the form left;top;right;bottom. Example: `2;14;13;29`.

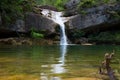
9;20;25;32
38;5;58;11
75;37;88;44
66;3;120;32
25;12;58;33
0;12;59;39
64;0;80;10
0;19;26;38
0;14;1;25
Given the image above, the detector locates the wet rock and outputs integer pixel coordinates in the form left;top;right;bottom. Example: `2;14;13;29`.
25;12;58;33
0;38;32;45
74;37;88;44
21;40;32;45
32;39;54;45
0;38;17;45
0;11;58;38
37;5;58;11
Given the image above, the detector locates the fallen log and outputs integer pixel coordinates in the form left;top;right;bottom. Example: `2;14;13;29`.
99;51;117;80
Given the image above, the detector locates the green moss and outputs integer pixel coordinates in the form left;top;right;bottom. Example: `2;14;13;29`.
69;30;85;39
79;10;88;15
77;0;119;13
30;28;44;38
78;0;96;8
36;0;68;11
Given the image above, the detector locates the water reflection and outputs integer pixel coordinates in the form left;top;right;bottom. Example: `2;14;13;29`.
51;45;67;73
41;45;68;80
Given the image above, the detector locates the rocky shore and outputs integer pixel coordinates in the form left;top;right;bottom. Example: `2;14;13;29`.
0;37;59;46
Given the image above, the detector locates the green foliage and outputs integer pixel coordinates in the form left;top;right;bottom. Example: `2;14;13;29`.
70;30;85;38
36;0;119;11
114;32;120;42
74;31;85;38
54;0;64;10
95;32;114;41
88;31;120;42
77;0;119;13
109;11;120;19
0;0;35;26
31;28;44;38
78;0;96;9
103;0;110;3
36;0;68;10
31;31;44;38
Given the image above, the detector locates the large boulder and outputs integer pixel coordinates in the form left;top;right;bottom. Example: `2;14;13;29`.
25;12;58;33
0;12;58;38
0;19;25;38
66;3;120;32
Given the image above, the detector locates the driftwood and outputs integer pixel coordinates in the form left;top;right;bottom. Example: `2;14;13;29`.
99;51;117;80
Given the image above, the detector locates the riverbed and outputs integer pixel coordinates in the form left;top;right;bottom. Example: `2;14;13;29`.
0;45;120;80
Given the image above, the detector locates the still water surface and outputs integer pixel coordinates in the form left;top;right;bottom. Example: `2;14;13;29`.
0;45;120;80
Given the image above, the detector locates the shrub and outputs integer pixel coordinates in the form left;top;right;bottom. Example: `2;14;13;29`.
31;28;44;38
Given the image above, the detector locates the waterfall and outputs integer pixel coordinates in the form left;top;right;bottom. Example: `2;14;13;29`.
41;9;68;45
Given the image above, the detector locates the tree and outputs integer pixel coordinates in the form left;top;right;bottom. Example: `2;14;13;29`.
0;0;35;26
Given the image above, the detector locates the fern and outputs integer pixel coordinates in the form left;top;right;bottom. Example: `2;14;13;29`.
31;28;44;38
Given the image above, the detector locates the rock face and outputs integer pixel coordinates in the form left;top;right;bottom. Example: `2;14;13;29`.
0;14;1;25
66;3;120;32
0;19;25;38
63;0;80;16
38;5;58;11
64;0;80;10
25;12;58;33
9;20;25;32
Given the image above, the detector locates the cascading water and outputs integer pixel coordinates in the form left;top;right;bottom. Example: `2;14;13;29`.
41;10;68;79
41;9;68;45
53;12;68;45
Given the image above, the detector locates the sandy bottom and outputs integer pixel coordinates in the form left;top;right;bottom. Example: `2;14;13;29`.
0;75;102;80
63;77;101;80
0;75;38;80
